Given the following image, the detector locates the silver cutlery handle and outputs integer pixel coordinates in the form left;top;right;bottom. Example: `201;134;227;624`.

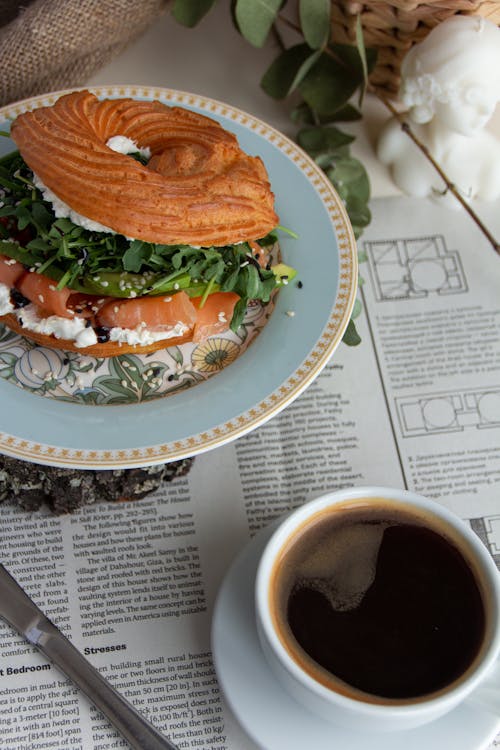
0;565;179;750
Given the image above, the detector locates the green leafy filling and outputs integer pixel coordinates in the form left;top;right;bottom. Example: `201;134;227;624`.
0;150;293;332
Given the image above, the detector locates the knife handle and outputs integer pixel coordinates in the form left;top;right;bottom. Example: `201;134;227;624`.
0;565;179;750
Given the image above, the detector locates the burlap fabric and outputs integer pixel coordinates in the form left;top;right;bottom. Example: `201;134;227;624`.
0;0;168;107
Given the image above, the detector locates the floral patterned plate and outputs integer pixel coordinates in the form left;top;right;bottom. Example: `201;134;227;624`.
0;86;357;468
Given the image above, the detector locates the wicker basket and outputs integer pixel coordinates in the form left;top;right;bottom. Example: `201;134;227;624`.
330;1;500;98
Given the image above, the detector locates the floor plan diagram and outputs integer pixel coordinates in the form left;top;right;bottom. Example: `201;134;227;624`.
469;515;500;570
395;388;500;437
364;235;467;301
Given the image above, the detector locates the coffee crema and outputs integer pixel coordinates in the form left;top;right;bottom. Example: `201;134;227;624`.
270;500;486;702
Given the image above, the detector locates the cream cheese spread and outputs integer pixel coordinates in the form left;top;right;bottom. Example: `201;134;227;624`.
0;283;14;315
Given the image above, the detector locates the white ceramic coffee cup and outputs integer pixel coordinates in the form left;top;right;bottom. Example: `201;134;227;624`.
255;486;500;732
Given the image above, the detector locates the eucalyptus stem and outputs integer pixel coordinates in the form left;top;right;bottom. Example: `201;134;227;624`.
374;90;500;256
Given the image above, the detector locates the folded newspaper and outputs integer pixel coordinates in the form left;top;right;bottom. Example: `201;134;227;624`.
0;196;499;749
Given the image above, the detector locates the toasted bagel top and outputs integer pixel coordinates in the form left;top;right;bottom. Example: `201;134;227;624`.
11;90;278;246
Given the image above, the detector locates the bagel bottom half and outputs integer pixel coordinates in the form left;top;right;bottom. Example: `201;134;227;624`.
0;313;193;357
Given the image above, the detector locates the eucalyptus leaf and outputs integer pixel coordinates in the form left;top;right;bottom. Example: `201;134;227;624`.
172;0;216;27
355;16;368;79
235;0;281;47
355;15;369;105
291;101;361;125
329;42;377;78
299;0;330;49
261;44;313;99
298;51;361;116
327;103;362;122
342;318;361;346
351;298;362;319
297;125;354;155
345;195;371;228
289;49;323;94
328;157;370;203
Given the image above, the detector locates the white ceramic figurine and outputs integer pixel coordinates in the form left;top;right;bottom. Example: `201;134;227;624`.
377;15;500;205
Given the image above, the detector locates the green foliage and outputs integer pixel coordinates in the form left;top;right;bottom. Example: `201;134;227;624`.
299;0;331;49
234;0;282;47
261;44;322;100
172;0;217;27
342;318;361;346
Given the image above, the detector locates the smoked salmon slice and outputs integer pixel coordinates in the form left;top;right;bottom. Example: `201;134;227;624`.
0;254;25;287
11;91;278;246
17;272;73;318
97;291;198;333
192;292;240;342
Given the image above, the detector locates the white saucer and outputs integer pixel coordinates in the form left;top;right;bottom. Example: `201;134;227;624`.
211;525;500;750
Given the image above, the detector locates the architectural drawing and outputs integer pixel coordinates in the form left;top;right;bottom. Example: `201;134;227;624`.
396;387;500;437
364;235;467;301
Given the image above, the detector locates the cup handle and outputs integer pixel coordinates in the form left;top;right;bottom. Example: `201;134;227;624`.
463;659;500;718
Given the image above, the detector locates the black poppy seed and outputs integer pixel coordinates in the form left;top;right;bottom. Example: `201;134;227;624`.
63;357;70;365
85;319;92;328
95;326;111;343
10;289;30;309
297;280;303;288
167;374;175;382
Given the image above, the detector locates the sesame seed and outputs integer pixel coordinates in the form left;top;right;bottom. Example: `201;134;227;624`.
101;280;109;287
49;284;56;291
93;276;100;281
129;291;137;298
286;310;295;317
218;312;227;323
121;380;127;387
4;258;16;266
38;294;45;303
114;306;119;313
173;283;179;290
163;297;172;302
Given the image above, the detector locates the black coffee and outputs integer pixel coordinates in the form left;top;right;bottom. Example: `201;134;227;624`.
272;501;486;701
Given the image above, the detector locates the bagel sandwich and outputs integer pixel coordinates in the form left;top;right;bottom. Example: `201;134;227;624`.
0;91;295;357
